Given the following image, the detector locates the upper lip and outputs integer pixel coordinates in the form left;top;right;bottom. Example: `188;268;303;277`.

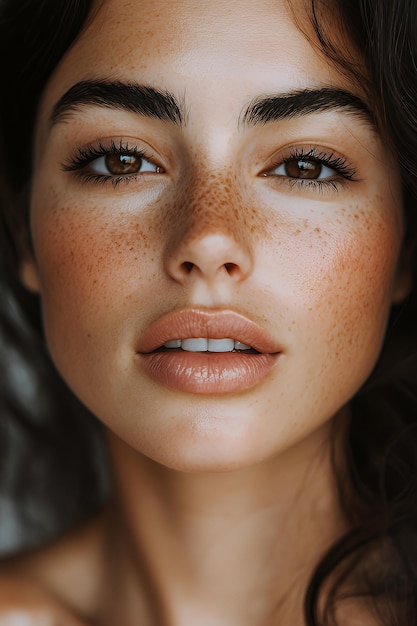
137;309;281;354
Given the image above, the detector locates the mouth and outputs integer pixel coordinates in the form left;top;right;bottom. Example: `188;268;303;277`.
136;309;280;394
137;308;280;355
157;338;258;353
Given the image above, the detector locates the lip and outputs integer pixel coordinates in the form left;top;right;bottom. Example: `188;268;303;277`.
136;309;281;394
137;309;280;354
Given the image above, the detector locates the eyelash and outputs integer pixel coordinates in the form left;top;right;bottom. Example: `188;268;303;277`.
63;141;357;192
62;139;160;188
265;147;358;191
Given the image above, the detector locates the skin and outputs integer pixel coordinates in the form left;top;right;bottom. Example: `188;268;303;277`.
9;0;409;623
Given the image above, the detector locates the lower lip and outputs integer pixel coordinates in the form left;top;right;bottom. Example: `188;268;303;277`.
138;351;279;394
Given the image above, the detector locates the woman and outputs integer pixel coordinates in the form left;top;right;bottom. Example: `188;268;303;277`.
0;0;417;623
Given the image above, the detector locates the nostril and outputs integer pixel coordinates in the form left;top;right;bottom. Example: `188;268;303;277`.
169;236;253;283
224;262;238;274
180;260;239;276
182;261;194;273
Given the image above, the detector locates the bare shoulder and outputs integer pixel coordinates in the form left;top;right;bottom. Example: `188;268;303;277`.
0;509;109;621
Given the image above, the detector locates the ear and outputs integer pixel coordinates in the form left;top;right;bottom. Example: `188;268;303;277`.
391;252;413;305
20;254;41;293
8;184;41;293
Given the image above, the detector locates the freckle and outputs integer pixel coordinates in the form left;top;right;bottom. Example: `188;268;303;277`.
314;228;321;233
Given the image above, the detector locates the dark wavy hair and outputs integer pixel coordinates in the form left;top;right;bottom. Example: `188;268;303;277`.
0;0;108;552
1;0;417;624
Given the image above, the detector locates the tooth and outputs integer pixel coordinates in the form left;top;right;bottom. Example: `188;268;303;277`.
164;340;181;348
207;338;235;352
181;338;208;352
234;341;252;350
164;338;254;352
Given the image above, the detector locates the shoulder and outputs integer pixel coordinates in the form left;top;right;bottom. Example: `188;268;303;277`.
0;573;87;625
0;509;108;622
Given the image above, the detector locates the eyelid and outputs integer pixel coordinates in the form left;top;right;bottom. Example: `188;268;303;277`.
261;144;358;180
62;137;165;173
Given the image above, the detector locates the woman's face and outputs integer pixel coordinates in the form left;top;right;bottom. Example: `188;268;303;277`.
26;0;406;470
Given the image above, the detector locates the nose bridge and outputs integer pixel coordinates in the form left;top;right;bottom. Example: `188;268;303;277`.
182;169;245;239
164;168;255;283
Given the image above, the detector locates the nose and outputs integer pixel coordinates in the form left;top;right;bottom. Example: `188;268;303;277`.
164;168;255;286
166;230;253;284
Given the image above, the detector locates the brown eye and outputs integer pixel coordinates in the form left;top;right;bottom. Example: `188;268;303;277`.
285;159;323;179
104;154;144;175
89;153;160;175
265;157;336;182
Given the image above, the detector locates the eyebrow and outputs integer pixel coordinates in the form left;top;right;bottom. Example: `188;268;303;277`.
50;79;186;126
50;81;374;132
240;87;374;128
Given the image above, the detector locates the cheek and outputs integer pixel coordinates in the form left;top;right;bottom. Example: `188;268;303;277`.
30;195;163;362
314;212;399;323
270;200;402;392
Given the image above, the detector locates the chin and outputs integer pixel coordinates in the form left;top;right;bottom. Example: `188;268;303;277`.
104;402;329;474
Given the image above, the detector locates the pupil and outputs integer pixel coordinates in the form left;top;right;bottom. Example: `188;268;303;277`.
286;159;322;179
106;153;141;175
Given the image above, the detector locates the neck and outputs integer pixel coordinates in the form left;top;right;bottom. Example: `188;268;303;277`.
97;417;347;626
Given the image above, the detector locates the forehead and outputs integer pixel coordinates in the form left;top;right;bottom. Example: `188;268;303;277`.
39;0;362;123
85;0;306;60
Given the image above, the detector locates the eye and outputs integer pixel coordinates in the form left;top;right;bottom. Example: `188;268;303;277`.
89;153;160;176
260;147;358;191
62;139;166;187
271;158;335;180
